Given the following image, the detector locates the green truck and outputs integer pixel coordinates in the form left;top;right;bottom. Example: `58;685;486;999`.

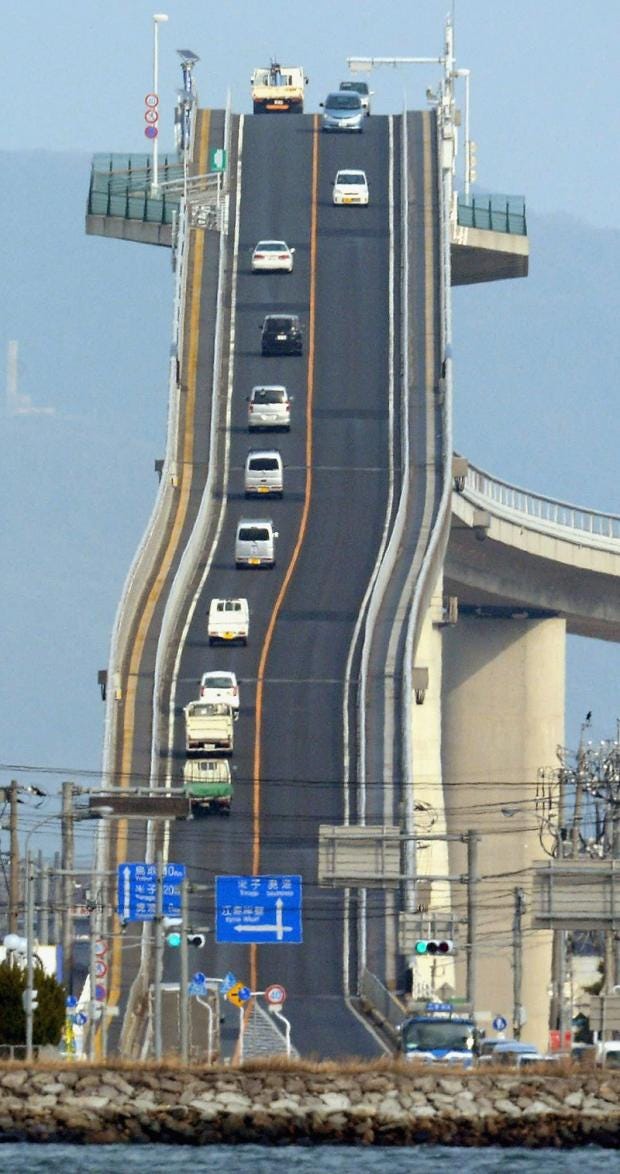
183;759;233;815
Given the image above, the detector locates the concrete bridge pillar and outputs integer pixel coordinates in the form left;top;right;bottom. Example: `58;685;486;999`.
441;614;565;1052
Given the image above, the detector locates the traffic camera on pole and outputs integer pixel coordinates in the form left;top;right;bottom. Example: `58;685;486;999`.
414;939;455;956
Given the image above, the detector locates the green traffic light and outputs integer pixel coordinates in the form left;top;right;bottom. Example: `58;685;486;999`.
166;932;182;947
414;940;428;955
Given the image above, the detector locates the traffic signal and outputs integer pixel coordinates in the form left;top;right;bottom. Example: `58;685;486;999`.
166;932;207;948
414;939;455;956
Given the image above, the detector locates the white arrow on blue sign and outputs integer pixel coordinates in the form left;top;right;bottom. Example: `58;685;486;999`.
216;876;302;944
493;1015;508;1031
117;862;186;923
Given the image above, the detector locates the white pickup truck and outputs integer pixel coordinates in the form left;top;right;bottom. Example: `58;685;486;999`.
184;701;234;755
251;62;307;114
208;597;249;646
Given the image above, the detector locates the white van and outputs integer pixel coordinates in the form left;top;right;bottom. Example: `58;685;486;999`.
235;519;279;568
208;598;249;645
244;450;284;498
247;385;292;430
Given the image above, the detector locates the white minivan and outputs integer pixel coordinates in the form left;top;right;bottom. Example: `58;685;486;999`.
244;450;284;498
235;519;279;568
247;385;292;431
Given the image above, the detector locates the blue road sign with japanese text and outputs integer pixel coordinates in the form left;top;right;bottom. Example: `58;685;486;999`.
117;862;186;922
216;875;302;944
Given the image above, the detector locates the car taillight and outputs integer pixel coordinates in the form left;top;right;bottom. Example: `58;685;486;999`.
255;253;265;259
233;687;238;697
278;254;288;259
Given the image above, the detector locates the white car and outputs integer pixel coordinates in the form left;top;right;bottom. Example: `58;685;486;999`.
247;385;292;431
332;170;369;206
251;240;295;272
199;670;240;710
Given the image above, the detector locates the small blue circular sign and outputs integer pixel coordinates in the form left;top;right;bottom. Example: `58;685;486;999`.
66;995;78;1008
74;1011;88;1027
493;1015;508;1032
193;972;207;985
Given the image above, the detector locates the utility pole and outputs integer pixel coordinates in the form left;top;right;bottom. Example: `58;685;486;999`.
154;850;164;1060
40;863;50;945
512;887;525;1040
88;856;99;1062
180;875;189;1064
61;781;75;994
25;852;36;1060
52;851;62;946
465;830;479;1008
613;806;620;988
9;779;20;933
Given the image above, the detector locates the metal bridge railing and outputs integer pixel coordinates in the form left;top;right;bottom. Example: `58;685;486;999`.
360;968;406;1037
87;152;183;225
462;460;620;546
457;192;527;236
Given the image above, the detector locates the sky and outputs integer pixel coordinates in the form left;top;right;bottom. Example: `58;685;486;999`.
1;1;618;860
2;1;619;231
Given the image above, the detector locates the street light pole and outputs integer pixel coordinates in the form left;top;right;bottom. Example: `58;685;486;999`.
25;851;36;1059
152;13;169;194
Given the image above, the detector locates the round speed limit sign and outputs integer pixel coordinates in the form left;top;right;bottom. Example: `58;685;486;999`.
145;93;159;108
265;983;287;1006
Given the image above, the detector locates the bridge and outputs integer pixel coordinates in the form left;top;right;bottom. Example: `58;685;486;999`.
86;68;618;1058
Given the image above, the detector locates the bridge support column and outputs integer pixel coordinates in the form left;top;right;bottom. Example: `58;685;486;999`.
441;614;565;1053
410;588;454;999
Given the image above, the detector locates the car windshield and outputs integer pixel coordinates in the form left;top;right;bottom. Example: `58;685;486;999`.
340;81;368;95
249;457;279;470
190;702;227;716
326;94;361;110
239;526;270;541
203;676;233;689
265;318;295;331
215;600;241;612
253;388;285;404
402;1019;474;1052
257;242;287;251
336;172;366;185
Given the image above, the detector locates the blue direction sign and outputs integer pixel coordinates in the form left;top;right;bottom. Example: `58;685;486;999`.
117;862;186;922
493;1015;508;1032
216;875;302;944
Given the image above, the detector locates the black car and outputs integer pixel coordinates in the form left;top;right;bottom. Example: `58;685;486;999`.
260;314;303;356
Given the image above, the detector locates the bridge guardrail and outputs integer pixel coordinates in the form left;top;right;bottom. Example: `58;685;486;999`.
150;97;233;795
457;192;527;236
460;461;620;549
359;968;405;1042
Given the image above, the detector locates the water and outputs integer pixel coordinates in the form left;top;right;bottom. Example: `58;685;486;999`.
0;1146;616;1173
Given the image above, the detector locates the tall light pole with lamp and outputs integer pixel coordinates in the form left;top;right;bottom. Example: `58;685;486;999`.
151;13;169;194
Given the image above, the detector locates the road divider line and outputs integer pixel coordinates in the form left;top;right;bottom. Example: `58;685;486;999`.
108;110;210;1020
250;116;320;993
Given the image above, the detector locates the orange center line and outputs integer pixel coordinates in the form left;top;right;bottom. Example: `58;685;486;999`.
249;117;320;994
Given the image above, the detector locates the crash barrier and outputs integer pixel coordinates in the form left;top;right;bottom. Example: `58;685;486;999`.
87;153;182;224
457;193;527;235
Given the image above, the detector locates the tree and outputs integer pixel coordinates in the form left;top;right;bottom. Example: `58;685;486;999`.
0;959;66;1047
